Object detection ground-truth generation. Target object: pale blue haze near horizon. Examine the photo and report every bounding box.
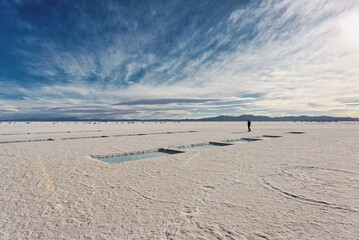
[0,0,358,120]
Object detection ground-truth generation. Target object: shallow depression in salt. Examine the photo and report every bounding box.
[97,151,171,164]
[259,135,282,139]
[178,144,221,151]
[225,139,249,144]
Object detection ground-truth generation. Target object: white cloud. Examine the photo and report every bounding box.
[4,0,359,119]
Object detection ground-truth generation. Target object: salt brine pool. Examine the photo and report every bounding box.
[96,149,181,164]
[224,139,249,144]
[178,142,232,151]
[179,144,220,151]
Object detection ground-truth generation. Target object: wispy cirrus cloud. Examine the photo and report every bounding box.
[115,98,221,105]
[0,0,358,119]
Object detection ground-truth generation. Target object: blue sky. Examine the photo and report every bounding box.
[0,0,358,120]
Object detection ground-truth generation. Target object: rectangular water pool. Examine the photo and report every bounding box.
[260,135,282,139]
[224,139,249,144]
[179,144,220,151]
[240,138,262,142]
[96,149,179,164]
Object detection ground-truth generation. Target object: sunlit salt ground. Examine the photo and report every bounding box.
[0,121,358,239]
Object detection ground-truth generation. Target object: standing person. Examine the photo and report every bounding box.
[247,120,251,132]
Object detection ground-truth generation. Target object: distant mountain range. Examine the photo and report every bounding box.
[3,114,359,122]
[191,115,359,121]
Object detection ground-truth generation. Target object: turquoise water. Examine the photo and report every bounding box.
[179,144,220,151]
[98,151,170,164]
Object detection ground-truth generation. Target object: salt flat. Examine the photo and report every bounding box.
[0,121,358,239]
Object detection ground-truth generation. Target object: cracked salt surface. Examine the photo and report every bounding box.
[1,121,358,239]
